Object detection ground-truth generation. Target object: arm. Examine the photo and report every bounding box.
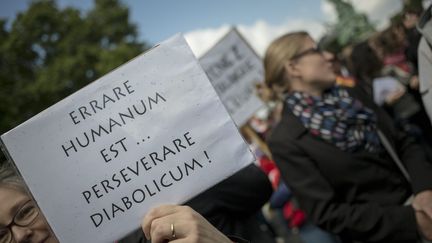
[394,125,432,194]
[269,139,418,242]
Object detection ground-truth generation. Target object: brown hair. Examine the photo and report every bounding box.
[376,21,406,56]
[263,31,309,99]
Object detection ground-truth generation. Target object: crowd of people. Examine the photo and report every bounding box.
[2,4,432,243]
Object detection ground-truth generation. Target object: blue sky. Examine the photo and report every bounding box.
[0,0,326,44]
[1,0,406,56]
[123,0,326,43]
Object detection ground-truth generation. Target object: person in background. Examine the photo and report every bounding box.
[367,21,432,155]
[350,41,432,159]
[264,31,432,242]
[403,6,423,74]
[350,41,408,110]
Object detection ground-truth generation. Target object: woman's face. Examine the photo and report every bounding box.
[289,37,336,90]
[0,186,58,243]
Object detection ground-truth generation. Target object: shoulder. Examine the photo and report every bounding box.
[267,108,305,146]
[267,107,309,160]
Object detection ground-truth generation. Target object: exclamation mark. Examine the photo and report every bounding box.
[204,151,211,163]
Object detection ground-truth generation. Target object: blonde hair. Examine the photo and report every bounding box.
[263,31,309,99]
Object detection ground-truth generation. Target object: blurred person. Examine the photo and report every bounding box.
[350,41,414,114]
[350,41,432,160]
[403,6,423,73]
[349,41,390,97]
[378,22,413,80]
[374,21,420,91]
[264,31,432,242]
[371,23,432,151]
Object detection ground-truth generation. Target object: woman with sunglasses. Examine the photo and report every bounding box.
[0,162,242,243]
[264,31,432,242]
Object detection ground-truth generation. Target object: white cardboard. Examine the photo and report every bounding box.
[1,34,254,243]
[199,28,265,126]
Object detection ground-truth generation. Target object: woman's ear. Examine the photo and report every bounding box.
[284,61,301,79]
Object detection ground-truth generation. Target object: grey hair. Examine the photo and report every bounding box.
[0,161,26,192]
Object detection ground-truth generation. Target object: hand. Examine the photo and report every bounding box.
[409,76,419,90]
[413,190,432,220]
[416,211,432,241]
[142,205,232,243]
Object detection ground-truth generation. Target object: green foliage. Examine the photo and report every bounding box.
[320,0,375,53]
[0,0,148,136]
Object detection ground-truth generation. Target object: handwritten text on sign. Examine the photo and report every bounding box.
[199,28,264,125]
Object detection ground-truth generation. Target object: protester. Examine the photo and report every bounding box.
[350,41,411,110]
[350,41,425,154]
[264,31,432,242]
[352,33,432,155]
[403,6,423,73]
[0,162,250,243]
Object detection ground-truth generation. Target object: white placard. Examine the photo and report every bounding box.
[372,76,405,105]
[199,28,265,126]
[1,34,253,243]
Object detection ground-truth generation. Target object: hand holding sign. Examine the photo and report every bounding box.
[142,205,232,242]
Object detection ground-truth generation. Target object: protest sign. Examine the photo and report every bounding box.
[199,28,265,126]
[0,34,254,242]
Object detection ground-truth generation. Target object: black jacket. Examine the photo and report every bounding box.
[268,86,432,242]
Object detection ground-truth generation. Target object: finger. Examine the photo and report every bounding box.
[142,205,180,240]
[149,216,187,243]
[423,205,432,221]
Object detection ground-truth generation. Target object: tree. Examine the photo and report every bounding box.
[320,0,375,53]
[0,0,149,138]
[391,0,424,25]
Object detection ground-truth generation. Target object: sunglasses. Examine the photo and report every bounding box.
[290,47,323,60]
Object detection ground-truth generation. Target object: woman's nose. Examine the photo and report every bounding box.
[11,225,33,243]
[322,51,335,62]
